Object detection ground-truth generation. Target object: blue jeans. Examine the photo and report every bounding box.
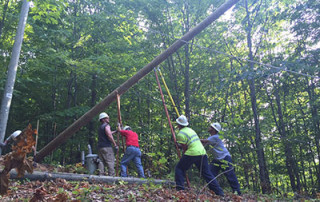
[210,155,241,194]
[120,146,145,178]
[175,155,224,196]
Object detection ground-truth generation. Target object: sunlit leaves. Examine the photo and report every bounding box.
[31,0,67,25]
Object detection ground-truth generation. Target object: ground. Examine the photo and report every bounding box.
[0,161,317,201]
[1,179,254,201]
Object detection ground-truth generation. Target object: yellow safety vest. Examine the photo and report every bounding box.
[177,127,206,156]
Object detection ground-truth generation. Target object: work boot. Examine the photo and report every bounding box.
[233,190,242,196]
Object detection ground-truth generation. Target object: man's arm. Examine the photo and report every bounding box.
[0,141,6,148]
[176,133,188,153]
[104,125,117,147]
[115,124,126,137]
[201,139,210,146]
[201,139,209,144]
[177,143,188,153]
[0,135,13,148]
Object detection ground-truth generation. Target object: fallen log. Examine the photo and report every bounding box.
[9,170,174,185]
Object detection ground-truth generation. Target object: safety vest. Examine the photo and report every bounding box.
[177,127,206,156]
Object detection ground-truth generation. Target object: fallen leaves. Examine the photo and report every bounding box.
[0,124,37,195]
[0,178,315,201]
[28,184,69,202]
[30,186,48,202]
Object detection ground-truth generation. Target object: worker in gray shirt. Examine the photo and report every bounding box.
[201,123,241,196]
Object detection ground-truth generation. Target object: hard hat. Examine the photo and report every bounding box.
[123,126,131,130]
[11,130,22,139]
[176,115,189,126]
[99,112,109,120]
[210,123,221,132]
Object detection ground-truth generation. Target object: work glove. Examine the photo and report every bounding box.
[0,142,6,148]
[115,146,119,153]
[117,123,122,132]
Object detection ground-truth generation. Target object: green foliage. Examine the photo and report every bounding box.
[145,151,169,177]
[118,180,129,186]
[0,0,319,198]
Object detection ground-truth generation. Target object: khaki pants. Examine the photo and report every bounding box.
[98,147,115,176]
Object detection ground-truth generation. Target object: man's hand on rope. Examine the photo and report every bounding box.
[115,145,119,153]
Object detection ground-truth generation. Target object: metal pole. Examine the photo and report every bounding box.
[0,0,30,155]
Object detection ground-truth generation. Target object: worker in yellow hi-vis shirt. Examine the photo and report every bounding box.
[174,115,224,196]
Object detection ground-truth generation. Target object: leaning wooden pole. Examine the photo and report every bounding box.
[116,93,125,176]
[154,69,190,188]
[34,0,239,163]
[116,93,125,152]
[154,69,181,158]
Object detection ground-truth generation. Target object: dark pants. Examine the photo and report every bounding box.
[175,155,224,196]
[210,155,241,194]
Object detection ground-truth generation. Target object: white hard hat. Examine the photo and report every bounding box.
[99,112,109,120]
[11,130,22,139]
[210,123,221,132]
[176,115,189,126]
[123,126,131,130]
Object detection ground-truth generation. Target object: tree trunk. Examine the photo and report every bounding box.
[244,0,271,193]
[274,87,297,191]
[248,69,271,193]
[266,80,298,192]
[305,79,320,189]
[168,55,181,116]
[238,146,249,189]
[60,71,74,165]
[299,144,308,193]
[88,74,97,148]
[297,97,319,180]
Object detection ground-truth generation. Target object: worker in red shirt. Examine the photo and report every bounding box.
[117,125,145,178]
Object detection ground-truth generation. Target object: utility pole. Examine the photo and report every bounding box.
[34,0,240,162]
[0,0,30,155]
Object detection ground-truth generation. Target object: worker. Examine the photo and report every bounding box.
[201,122,241,196]
[0,130,22,148]
[97,112,118,176]
[175,115,224,196]
[117,125,145,178]
[0,130,37,158]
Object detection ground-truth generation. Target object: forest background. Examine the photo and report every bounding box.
[0,0,319,197]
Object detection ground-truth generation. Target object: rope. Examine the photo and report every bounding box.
[197,166,234,198]
[157,67,181,117]
[153,69,181,158]
[154,68,192,188]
